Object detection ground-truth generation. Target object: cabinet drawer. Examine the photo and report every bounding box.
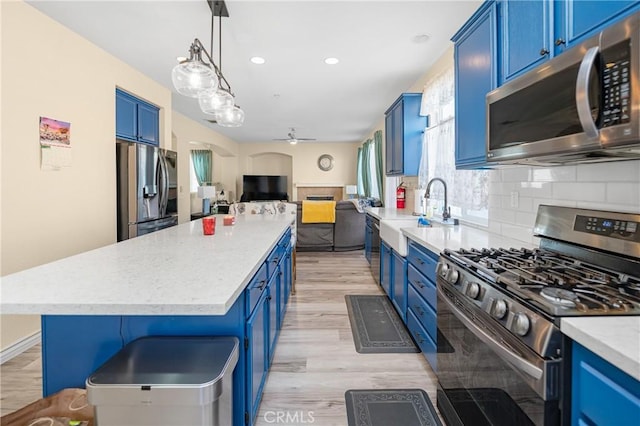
[407,264,436,310]
[266,245,284,278]
[407,241,438,280]
[406,309,437,370]
[407,284,436,341]
[246,262,268,317]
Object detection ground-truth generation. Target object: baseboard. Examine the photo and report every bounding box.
[0,331,41,365]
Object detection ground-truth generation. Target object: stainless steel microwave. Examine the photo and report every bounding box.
[486,12,640,165]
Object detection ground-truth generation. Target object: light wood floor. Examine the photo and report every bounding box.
[1,251,439,425]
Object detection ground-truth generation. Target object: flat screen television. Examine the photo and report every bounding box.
[241,175,288,202]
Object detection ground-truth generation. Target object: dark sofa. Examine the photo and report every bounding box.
[295,199,381,251]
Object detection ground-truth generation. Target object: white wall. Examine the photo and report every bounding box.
[0,1,173,351]
[238,142,360,201]
[171,111,239,217]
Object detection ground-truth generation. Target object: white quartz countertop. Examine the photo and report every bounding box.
[1,215,292,316]
[561,317,640,380]
[365,207,418,221]
[402,223,533,255]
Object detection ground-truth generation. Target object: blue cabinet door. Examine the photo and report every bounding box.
[246,293,268,422]
[137,101,160,145]
[267,270,278,365]
[556,1,640,55]
[498,0,551,83]
[384,94,426,176]
[452,2,497,169]
[116,90,137,141]
[391,250,407,322]
[116,88,159,146]
[572,342,640,426]
[381,241,392,296]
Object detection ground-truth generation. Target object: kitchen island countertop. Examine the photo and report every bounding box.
[1,214,292,316]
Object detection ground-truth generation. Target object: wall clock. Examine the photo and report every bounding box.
[318,154,334,171]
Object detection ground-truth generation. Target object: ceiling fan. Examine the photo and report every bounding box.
[273,128,316,145]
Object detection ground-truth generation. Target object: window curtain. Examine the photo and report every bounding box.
[356,147,364,196]
[361,139,372,197]
[191,150,212,186]
[373,130,383,199]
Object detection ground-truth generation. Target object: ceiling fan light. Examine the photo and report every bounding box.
[172,59,218,98]
[289,139,298,145]
[217,105,245,127]
[198,88,234,114]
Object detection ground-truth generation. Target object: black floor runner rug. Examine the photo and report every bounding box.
[345,295,418,353]
[345,389,442,426]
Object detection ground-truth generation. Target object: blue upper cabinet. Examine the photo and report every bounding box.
[384,93,426,176]
[116,88,160,146]
[452,1,497,169]
[498,0,551,84]
[555,1,640,55]
[498,0,640,84]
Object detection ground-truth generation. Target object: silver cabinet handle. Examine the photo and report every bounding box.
[437,286,543,380]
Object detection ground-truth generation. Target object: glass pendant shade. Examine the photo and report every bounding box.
[198,88,234,115]
[172,60,218,98]
[217,105,245,127]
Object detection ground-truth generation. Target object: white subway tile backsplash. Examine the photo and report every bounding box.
[517,181,553,198]
[531,166,576,182]
[501,167,531,182]
[576,201,640,213]
[500,223,535,245]
[489,207,516,224]
[606,183,640,206]
[552,182,606,202]
[488,161,639,242]
[576,160,640,182]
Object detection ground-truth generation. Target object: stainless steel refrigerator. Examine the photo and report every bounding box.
[116,142,178,241]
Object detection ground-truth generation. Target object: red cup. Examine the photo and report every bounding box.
[202,216,216,235]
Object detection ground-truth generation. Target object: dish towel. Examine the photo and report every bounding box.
[302,200,336,223]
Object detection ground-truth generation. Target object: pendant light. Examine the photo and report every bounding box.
[172,1,244,126]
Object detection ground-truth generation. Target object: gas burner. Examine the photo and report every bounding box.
[540,288,579,307]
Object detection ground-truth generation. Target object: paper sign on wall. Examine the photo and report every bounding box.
[39,116,72,171]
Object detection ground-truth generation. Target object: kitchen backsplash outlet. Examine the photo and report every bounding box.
[488,160,640,244]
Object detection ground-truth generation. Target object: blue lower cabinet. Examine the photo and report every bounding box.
[572,342,640,426]
[381,242,392,296]
[267,271,278,366]
[391,250,408,322]
[407,284,436,343]
[406,309,437,369]
[246,292,268,423]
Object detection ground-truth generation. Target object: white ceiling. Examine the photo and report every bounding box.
[27,0,481,143]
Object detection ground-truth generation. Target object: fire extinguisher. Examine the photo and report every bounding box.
[396,182,406,209]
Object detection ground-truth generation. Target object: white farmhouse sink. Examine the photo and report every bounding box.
[380,219,424,256]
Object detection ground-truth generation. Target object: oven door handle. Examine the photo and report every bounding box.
[438,287,543,380]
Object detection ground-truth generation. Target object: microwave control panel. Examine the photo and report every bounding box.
[574,215,639,242]
[601,41,631,128]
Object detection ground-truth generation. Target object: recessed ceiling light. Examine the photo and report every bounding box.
[250,56,266,64]
[412,34,430,44]
[176,56,187,62]
[324,57,339,65]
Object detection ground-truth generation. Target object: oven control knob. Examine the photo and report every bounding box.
[466,282,480,299]
[492,299,508,319]
[512,313,531,336]
[447,269,460,284]
[437,262,449,278]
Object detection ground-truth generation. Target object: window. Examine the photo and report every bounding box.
[419,67,489,226]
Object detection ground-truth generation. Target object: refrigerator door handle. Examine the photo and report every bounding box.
[158,152,169,217]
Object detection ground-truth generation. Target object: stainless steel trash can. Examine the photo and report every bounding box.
[86,336,239,426]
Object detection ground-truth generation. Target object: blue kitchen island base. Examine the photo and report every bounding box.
[42,290,266,426]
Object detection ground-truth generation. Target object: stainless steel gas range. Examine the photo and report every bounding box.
[435,205,640,426]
